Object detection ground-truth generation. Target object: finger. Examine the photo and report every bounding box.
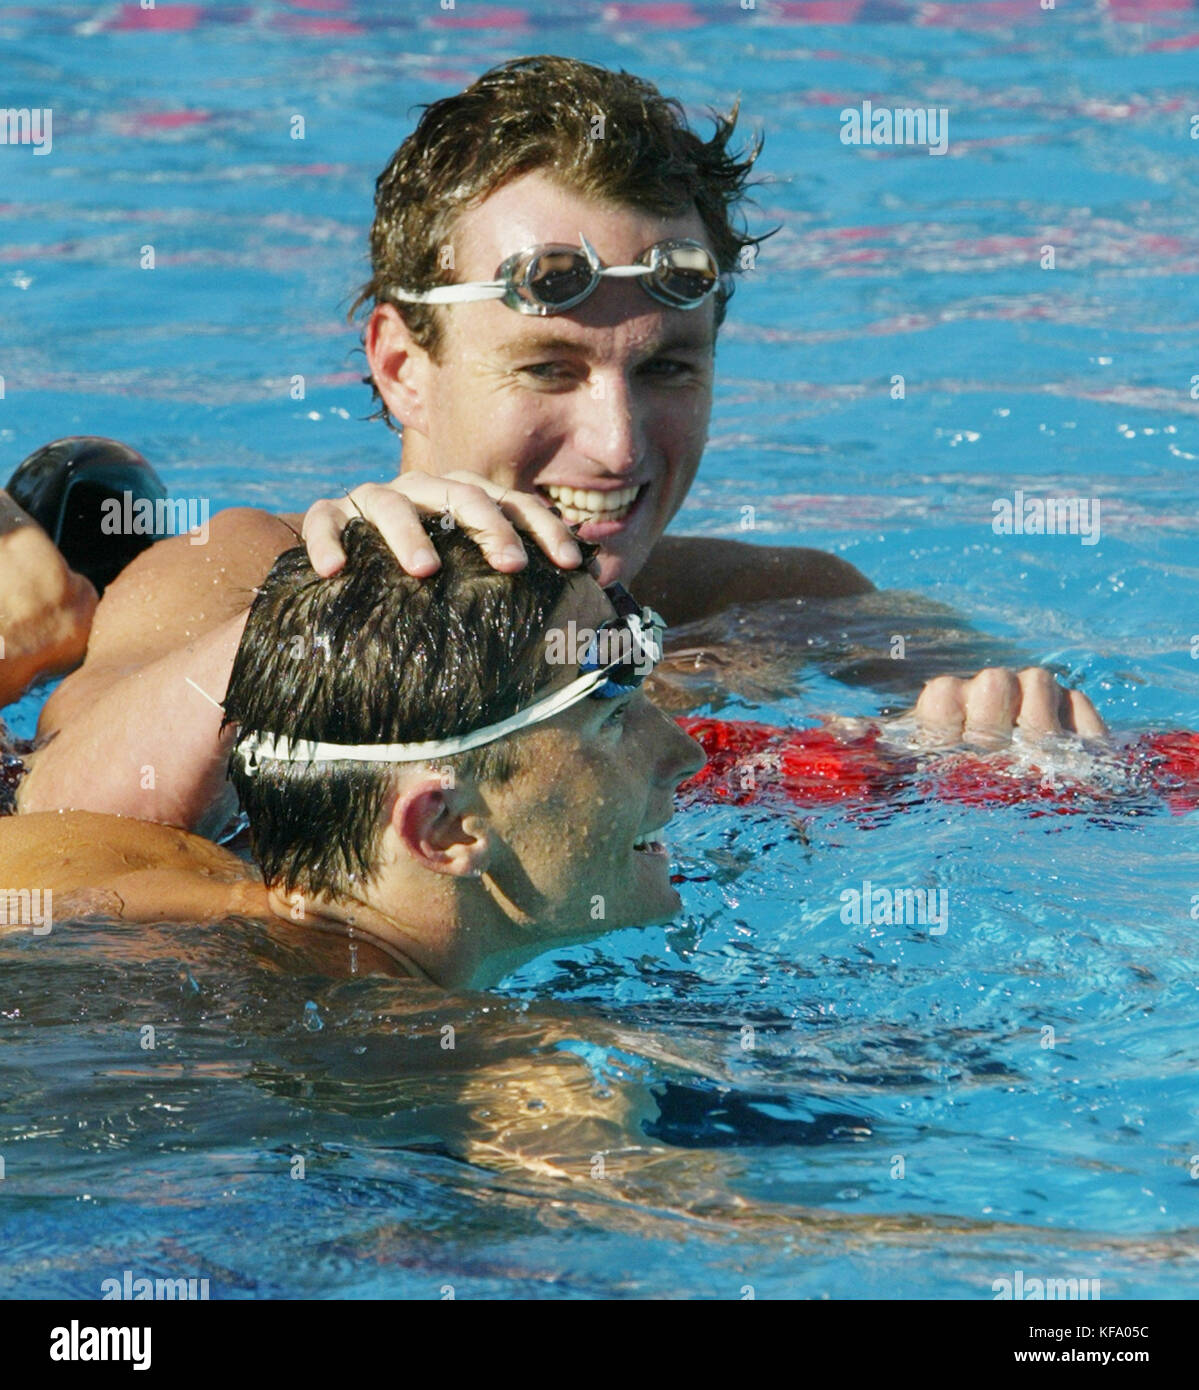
[962,667,1022,744]
[440,481,533,570]
[1015,667,1066,736]
[301,498,355,577]
[911,675,967,745]
[304,487,441,578]
[1064,688,1108,739]
[345,485,444,576]
[442,472,582,568]
[372,474,529,571]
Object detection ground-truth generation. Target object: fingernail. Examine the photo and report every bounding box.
[498,546,527,566]
[558,540,582,564]
[411,548,438,571]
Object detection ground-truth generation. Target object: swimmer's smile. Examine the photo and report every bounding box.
[538,481,649,534]
[633,818,670,859]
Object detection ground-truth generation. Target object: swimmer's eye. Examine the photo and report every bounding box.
[600,697,633,731]
[519,362,578,384]
[641,357,697,380]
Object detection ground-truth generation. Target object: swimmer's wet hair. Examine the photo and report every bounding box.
[351,54,772,429]
[223,517,595,903]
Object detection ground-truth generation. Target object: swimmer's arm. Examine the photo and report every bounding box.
[638,536,1085,712]
[0,490,98,707]
[636,535,874,626]
[458,1049,662,1184]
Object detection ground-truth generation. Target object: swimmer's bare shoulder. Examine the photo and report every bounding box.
[637,534,873,627]
[0,810,266,924]
[0,811,405,977]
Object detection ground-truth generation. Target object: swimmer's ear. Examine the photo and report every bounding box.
[365,304,434,436]
[389,773,490,880]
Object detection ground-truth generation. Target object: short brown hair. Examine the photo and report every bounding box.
[350,54,768,428]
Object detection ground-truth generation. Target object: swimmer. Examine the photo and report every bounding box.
[0,518,703,989]
[14,56,1103,832]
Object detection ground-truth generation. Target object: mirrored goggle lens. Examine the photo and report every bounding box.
[517,247,596,309]
[645,243,719,306]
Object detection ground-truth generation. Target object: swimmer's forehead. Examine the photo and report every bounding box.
[563,569,618,627]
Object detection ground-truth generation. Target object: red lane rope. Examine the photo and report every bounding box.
[675,717,1199,816]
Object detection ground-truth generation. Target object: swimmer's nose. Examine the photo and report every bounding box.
[658,713,706,788]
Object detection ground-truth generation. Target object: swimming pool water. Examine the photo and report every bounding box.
[2,0,1199,1299]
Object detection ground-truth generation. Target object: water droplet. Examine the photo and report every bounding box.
[303,1000,324,1032]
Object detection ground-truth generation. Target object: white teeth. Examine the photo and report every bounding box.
[543,483,640,520]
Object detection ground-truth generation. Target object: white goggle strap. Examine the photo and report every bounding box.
[387,281,507,305]
[234,663,620,771]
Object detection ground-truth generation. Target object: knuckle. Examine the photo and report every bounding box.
[971,666,1018,697]
[377,489,418,514]
[452,483,490,508]
[1019,666,1059,692]
[920,675,960,701]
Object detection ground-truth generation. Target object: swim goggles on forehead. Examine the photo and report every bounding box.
[233,583,665,770]
[388,235,721,316]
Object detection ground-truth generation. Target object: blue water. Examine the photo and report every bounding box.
[3,0,1199,1299]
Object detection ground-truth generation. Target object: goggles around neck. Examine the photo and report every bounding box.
[233,583,664,771]
[388,235,721,316]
